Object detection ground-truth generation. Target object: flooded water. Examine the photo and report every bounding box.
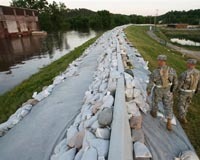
[170,38,200,46]
[0,30,97,94]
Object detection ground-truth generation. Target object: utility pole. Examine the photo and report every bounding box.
[154,9,158,31]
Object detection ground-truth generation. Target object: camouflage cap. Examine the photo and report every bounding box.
[187,59,197,65]
[157,55,167,61]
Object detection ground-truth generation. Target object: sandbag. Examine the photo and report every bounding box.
[98,108,113,127]
[54,138,68,154]
[131,129,145,143]
[89,138,109,158]
[74,149,84,160]
[101,95,114,109]
[82,147,98,160]
[66,125,78,142]
[95,128,111,140]
[107,78,117,93]
[125,69,134,77]
[23,99,38,106]
[129,115,143,129]
[126,100,141,117]
[125,88,134,101]
[176,150,199,160]
[58,148,76,160]
[82,130,96,150]
[91,120,101,130]
[84,114,98,128]
[92,102,103,114]
[67,130,85,149]
[134,142,152,158]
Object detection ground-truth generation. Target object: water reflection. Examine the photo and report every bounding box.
[0,30,97,94]
[170,38,200,46]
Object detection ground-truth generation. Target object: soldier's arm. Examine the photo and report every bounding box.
[172,69,178,92]
[178,72,185,90]
[147,72,155,95]
[196,73,200,93]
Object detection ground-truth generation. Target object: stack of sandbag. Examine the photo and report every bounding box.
[0,32,102,137]
[120,40,152,159]
[50,30,122,160]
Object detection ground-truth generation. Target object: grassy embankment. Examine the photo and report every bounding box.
[0,35,100,123]
[125,25,200,156]
[155,27,200,51]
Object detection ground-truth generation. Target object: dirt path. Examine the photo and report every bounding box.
[147,30,200,61]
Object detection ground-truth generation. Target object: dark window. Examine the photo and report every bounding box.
[26,10,33,16]
[2,7,14,15]
[15,8,24,15]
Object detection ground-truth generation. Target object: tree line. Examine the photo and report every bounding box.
[10,0,200,32]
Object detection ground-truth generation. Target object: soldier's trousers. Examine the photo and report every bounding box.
[152,87,173,119]
[178,91,193,119]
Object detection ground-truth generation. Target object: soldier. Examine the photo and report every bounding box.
[177,59,200,124]
[147,55,178,131]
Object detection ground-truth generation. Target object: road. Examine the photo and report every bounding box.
[147,30,200,61]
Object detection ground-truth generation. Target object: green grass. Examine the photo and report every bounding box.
[125,25,200,156]
[155,27,200,51]
[0,35,100,123]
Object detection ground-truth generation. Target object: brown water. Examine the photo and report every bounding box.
[0,30,97,94]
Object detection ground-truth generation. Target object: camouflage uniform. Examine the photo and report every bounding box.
[178,59,200,119]
[147,55,178,119]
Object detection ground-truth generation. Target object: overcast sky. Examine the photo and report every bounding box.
[0,0,200,16]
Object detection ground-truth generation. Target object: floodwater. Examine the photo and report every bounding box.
[170,38,200,46]
[0,30,97,94]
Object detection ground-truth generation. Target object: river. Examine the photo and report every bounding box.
[0,30,97,94]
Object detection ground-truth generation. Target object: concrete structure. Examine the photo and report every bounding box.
[0,5,39,38]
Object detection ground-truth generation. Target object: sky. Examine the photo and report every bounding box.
[0,0,200,16]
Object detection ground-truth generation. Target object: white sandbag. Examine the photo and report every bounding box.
[81,109,93,120]
[82,130,96,150]
[58,148,76,160]
[89,138,109,158]
[67,130,85,149]
[101,94,114,109]
[19,109,29,118]
[133,88,141,98]
[23,99,38,106]
[66,125,78,142]
[176,150,199,160]
[84,114,98,128]
[125,88,134,101]
[78,121,84,132]
[32,90,50,101]
[54,138,68,154]
[22,104,33,111]
[74,149,84,160]
[74,113,82,127]
[45,84,55,93]
[126,100,141,117]
[131,129,145,143]
[91,120,101,130]
[95,128,111,140]
[107,78,117,93]
[99,82,108,92]
[92,102,103,114]
[82,147,98,160]
[53,75,65,85]
[129,115,143,129]
[98,108,113,127]
[134,142,152,158]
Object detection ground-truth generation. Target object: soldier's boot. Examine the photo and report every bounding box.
[150,110,157,118]
[180,117,188,124]
[167,119,172,131]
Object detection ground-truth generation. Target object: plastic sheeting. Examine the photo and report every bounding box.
[123,28,198,160]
